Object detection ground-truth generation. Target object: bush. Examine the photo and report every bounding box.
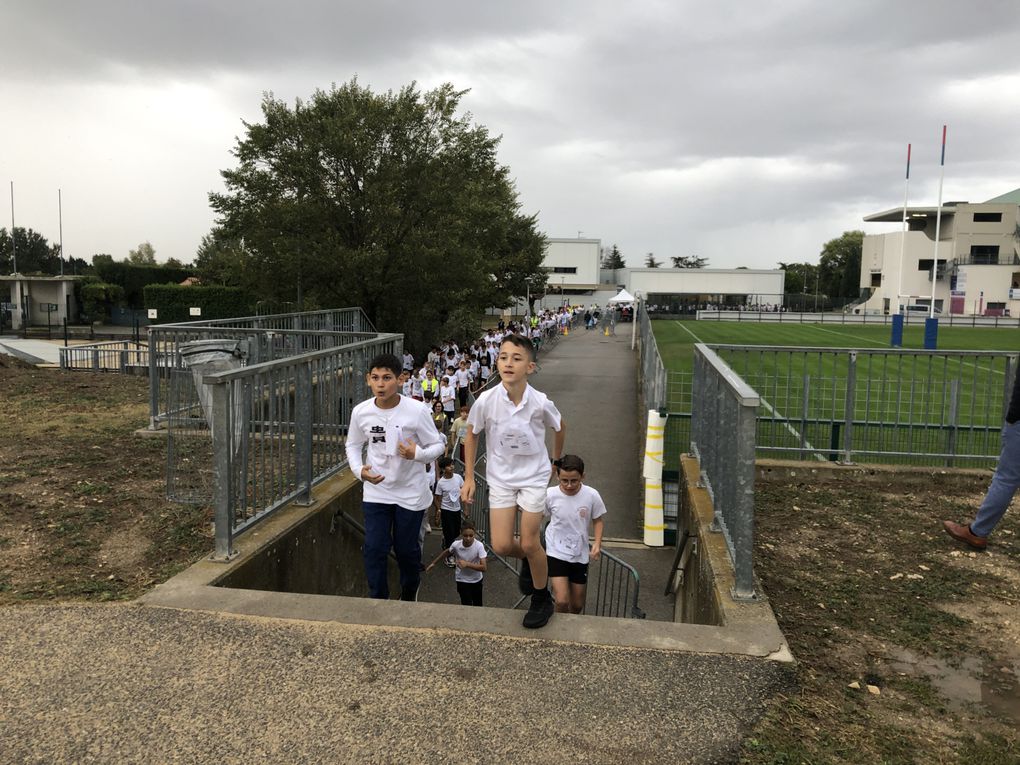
[76,278,125,323]
[94,261,193,308]
[143,284,254,324]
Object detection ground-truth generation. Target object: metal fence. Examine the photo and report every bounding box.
[59,340,148,372]
[193,334,402,557]
[697,309,1020,328]
[690,344,760,600]
[148,308,377,429]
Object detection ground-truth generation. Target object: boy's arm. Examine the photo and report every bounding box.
[591,516,604,560]
[460,429,478,503]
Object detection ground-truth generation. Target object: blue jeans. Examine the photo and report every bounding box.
[973,420,1020,538]
[362,502,425,600]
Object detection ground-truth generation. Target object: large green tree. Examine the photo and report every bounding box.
[0,227,61,274]
[209,79,546,350]
[670,255,708,268]
[818,230,864,299]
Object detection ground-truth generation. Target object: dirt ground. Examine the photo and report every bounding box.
[2,358,1018,763]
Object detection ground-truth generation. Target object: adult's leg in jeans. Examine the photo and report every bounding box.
[362,502,394,599]
[393,506,425,600]
[973,421,1020,538]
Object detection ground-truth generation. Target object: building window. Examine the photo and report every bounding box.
[987,302,1006,310]
[870,273,881,287]
[973,212,1002,223]
[545,266,577,274]
[970,245,1000,265]
[917,259,933,271]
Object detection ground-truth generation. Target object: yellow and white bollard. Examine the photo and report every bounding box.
[643,410,666,546]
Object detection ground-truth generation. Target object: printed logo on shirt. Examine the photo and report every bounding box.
[370,425,386,444]
[578,506,589,520]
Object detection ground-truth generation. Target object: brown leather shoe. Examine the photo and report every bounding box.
[942,520,988,550]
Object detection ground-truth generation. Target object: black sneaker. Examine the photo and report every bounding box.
[518,556,535,596]
[522,589,554,629]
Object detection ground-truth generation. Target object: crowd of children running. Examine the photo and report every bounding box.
[345,305,605,629]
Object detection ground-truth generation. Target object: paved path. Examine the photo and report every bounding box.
[0,325,794,763]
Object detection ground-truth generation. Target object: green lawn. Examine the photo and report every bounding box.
[651,318,1020,467]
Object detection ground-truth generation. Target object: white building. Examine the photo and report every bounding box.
[857,188,1020,315]
[1,275,82,331]
[529,238,786,312]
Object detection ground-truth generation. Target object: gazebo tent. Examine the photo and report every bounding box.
[608,289,635,304]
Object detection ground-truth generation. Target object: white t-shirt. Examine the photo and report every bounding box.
[435,473,464,512]
[544,484,607,564]
[345,395,447,510]
[440,383,456,411]
[449,538,486,583]
[454,368,470,389]
[467,383,562,491]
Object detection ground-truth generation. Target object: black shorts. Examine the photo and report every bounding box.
[547,554,588,585]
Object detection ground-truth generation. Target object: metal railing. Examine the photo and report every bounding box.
[148,308,376,429]
[690,344,759,601]
[697,310,1020,328]
[195,334,401,558]
[59,340,148,372]
[711,345,1017,467]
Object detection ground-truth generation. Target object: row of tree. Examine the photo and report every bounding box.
[600,244,708,269]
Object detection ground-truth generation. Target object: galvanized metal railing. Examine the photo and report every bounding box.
[59,340,148,372]
[711,345,1017,467]
[195,334,401,558]
[148,307,376,429]
[690,344,759,601]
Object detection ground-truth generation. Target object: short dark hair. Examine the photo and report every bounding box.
[499,334,535,361]
[438,456,453,470]
[557,454,585,474]
[461,519,476,532]
[368,353,402,377]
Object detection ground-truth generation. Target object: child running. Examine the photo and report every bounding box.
[345,353,447,601]
[544,454,606,614]
[461,334,565,628]
[426,519,486,606]
[433,457,465,566]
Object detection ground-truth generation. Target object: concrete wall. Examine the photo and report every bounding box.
[673,455,780,633]
[214,473,399,598]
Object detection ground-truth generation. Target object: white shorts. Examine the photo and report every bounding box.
[488,485,547,514]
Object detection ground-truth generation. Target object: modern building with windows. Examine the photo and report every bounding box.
[856,188,1020,315]
[528,237,785,312]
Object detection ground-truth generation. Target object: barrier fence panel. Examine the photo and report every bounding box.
[190,334,401,558]
[59,340,149,372]
[690,344,759,600]
[148,308,376,429]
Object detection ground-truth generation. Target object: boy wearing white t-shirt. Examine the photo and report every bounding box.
[426,520,487,606]
[544,454,606,614]
[345,353,447,601]
[461,334,565,629]
[433,457,465,565]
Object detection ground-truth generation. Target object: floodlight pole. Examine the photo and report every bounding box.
[58,188,64,276]
[9,181,16,274]
[895,144,911,313]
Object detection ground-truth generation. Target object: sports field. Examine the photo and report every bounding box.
[651,318,1020,466]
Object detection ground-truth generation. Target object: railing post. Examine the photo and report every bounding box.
[295,364,315,506]
[148,330,160,429]
[945,379,959,467]
[732,396,758,601]
[211,380,235,560]
[842,351,857,463]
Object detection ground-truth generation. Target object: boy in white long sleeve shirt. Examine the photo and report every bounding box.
[345,353,447,600]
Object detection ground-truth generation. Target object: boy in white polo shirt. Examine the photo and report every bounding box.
[544,454,607,614]
[345,353,447,601]
[461,334,565,628]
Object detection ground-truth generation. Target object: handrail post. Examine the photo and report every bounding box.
[211,380,235,560]
[841,351,857,463]
[295,364,315,506]
[148,329,159,429]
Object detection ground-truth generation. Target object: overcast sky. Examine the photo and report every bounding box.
[3,0,1020,270]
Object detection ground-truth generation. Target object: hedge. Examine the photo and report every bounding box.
[94,261,193,308]
[143,284,255,324]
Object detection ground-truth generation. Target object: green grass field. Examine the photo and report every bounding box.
[651,319,1020,466]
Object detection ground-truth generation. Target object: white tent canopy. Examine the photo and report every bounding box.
[608,289,635,304]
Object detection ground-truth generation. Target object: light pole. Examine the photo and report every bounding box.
[814,268,820,313]
[560,276,565,306]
